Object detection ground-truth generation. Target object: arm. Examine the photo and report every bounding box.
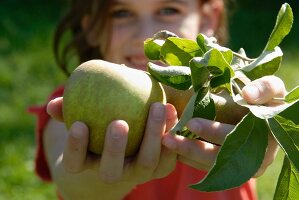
[44,102,177,200]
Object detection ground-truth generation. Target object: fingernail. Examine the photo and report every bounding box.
[71,122,84,138]
[109,120,128,139]
[110,124,121,139]
[243,85,260,102]
[52,96,63,102]
[151,103,165,120]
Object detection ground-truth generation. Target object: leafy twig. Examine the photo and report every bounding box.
[232,52,255,62]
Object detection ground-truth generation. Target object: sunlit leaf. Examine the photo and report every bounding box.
[285,86,299,103]
[190,49,234,90]
[196,33,208,53]
[241,47,283,80]
[193,90,215,120]
[278,101,299,124]
[210,67,232,92]
[170,92,198,134]
[205,49,234,77]
[161,37,203,66]
[190,113,268,191]
[197,33,233,64]
[264,3,293,51]
[189,57,210,92]
[144,38,163,60]
[147,62,192,90]
[170,87,215,134]
[268,115,299,172]
[273,156,299,200]
[231,48,249,70]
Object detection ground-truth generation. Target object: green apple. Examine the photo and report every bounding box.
[63,60,166,156]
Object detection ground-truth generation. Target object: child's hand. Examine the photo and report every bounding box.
[46,100,178,199]
[162,75,286,177]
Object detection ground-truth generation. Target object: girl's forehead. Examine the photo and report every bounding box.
[107,0,202,10]
[111,0,193,4]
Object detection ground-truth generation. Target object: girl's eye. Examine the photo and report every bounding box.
[111,9,132,19]
[158,7,180,16]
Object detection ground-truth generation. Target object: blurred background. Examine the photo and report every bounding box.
[0,0,298,199]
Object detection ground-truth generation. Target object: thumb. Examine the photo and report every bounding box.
[47,97,64,122]
[242,76,286,105]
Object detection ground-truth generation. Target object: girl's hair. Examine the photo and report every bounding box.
[54,0,228,76]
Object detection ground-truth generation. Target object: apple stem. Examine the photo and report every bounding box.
[233,52,255,62]
[272,97,286,102]
[231,79,243,97]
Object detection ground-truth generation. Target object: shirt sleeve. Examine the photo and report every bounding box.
[28,86,64,182]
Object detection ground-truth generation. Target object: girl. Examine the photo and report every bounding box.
[30,0,286,199]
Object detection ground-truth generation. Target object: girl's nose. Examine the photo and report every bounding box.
[132,16,158,45]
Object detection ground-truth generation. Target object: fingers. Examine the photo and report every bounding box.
[165,103,178,132]
[254,134,279,177]
[136,103,166,171]
[162,118,234,171]
[63,121,89,173]
[62,102,169,184]
[162,133,219,171]
[153,147,177,179]
[186,118,234,145]
[99,120,129,183]
[122,103,177,182]
[242,75,286,105]
[63,120,130,183]
[47,97,64,122]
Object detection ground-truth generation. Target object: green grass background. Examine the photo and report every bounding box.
[0,0,298,199]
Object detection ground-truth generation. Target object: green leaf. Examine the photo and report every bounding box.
[190,49,234,92]
[231,48,249,70]
[232,91,298,119]
[170,87,215,134]
[241,47,283,80]
[264,3,293,51]
[285,86,299,103]
[170,92,198,134]
[189,57,210,92]
[147,62,192,90]
[197,33,233,64]
[206,49,234,77]
[144,38,163,60]
[144,30,180,61]
[161,37,203,66]
[193,90,215,120]
[196,33,208,53]
[174,92,216,141]
[278,101,299,124]
[191,113,268,191]
[268,115,299,172]
[210,67,232,92]
[273,156,299,200]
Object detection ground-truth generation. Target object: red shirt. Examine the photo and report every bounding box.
[29,86,257,200]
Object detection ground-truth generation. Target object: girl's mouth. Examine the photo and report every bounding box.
[126,55,149,71]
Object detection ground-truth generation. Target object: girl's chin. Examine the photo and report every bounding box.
[125,60,148,71]
[132,65,147,71]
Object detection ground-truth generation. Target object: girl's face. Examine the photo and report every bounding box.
[88,0,220,71]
